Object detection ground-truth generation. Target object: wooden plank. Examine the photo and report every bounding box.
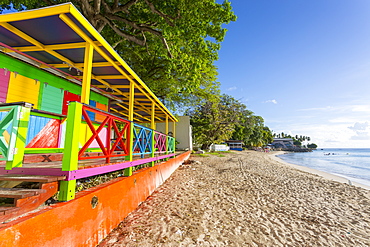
[0,188,46,194]
[0,206,19,215]
[0,190,35,199]
[0,68,10,103]
[40,83,64,114]
[62,91,81,115]
[0,175,66,182]
[6,73,40,107]
[26,118,60,148]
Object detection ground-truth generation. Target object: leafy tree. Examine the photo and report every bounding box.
[307,143,317,149]
[186,94,245,149]
[187,94,273,149]
[233,115,272,147]
[0,0,236,109]
[293,140,302,146]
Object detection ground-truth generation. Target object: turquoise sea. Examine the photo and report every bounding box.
[278,148,370,187]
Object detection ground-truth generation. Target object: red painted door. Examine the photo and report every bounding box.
[62,91,81,115]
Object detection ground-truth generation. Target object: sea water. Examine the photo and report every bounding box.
[278,148,370,187]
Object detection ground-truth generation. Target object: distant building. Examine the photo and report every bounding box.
[156,116,192,151]
[271,138,294,149]
[225,140,243,151]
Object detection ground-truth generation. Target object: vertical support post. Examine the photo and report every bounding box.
[81,43,94,104]
[5,104,31,170]
[173,120,176,152]
[165,115,169,160]
[124,81,134,176]
[106,118,111,163]
[150,102,155,167]
[59,102,82,201]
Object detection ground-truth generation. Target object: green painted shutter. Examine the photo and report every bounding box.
[40,83,63,114]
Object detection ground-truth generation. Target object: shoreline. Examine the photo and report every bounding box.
[271,151,370,191]
[99,150,370,246]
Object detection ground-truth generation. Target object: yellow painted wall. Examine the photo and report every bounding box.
[6,72,40,107]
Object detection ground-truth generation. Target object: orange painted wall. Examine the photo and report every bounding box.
[0,151,190,247]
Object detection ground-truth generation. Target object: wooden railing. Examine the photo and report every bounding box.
[0,102,176,201]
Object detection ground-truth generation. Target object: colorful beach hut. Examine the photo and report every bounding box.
[0,2,178,213]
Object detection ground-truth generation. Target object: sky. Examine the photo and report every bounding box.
[215,0,370,148]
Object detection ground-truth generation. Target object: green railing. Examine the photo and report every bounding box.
[0,102,32,170]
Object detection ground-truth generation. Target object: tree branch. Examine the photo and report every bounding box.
[161,37,173,58]
[143,0,179,26]
[113,0,140,14]
[112,40,123,49]
[95,14,146,46]
[94,0,101,14]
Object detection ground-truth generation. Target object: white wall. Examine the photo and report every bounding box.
[156,116,192,151]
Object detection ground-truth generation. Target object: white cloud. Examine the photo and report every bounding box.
[264,99,277,104]
[227,86,237,91]
[348,122,369,131]
[297,106,334,111]
[351,105,370,113]
[266,102,370,148]
[348,122,370,140]
[350,133,370,140]
[329,118,351,123]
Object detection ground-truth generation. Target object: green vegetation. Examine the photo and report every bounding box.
[0,0,236,109]
[192,153,209,157]
[274,132,318,149]
[307,143,318,149]
[0,1,274,149]
[186,94,273,149]
[192,151,229,157]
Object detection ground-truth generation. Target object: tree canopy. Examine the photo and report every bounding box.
[186,94,273,149]
[0,0,236,110]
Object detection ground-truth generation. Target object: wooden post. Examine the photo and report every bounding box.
[59,101,82,201]
[150,102,155,166]
[81,43,94,104]
[165,115,169,160]
[3,104,31,170]
[124,81,134,176]
[173,120,176,152]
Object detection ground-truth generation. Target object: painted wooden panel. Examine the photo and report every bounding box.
[84,122,108,149]
[26,119,60,148]
[58,120,88,149]
[0,111,11,144]
[79,123,88,148]
[58,120,67,148]
[87,100,96,122]
[26,115,50,145]
[40,83,63,114]
[0,53,109,105]
[95,102,108,123]
[0,69,10,103]
[62,91,81,115]
[6,72,40,107]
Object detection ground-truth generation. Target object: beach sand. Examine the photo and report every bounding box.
[97,151,370,247]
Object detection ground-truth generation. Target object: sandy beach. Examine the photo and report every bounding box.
[97,151,370,246]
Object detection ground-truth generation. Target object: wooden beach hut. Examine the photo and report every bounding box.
[225,140,243,151]
[0,3,182,224]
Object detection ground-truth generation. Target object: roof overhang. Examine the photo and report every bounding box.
[0,3,177,123]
